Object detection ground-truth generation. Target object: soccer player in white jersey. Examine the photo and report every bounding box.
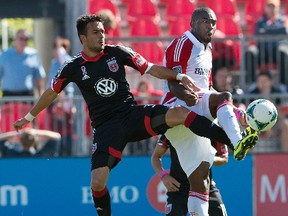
[161,7,258,216]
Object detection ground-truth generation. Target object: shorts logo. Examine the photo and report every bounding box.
[92,143,97,154]
[172,65,182,74]
[94,78,118,97]
[107,57,119,72]
[165,203,172,214]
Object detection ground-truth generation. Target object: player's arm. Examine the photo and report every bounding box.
[13,88,58,131]
[27,128,61,140]
[168,80,199,106]
[0,131,20,141]
[213,142,229,166]
[151,141,180,192]
[119,45,199,92]
[213,154,228,166]
[147,64,200,93]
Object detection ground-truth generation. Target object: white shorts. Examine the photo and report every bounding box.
[164,90,217,177]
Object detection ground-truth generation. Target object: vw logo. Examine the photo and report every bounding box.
[94,78,118,97]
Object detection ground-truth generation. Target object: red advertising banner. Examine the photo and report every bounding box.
[254,154,288,216]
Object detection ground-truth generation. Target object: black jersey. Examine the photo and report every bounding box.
[51,45,150,128]
[158,135,190,192]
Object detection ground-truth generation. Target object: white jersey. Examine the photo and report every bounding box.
[163,31,213,93]
[161,31,216,177]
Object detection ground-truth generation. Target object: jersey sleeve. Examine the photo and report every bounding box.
[116,45,150,75]
[50,62,71,93]
[165,38,192,74]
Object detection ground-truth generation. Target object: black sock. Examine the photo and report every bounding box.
[184,111,231,144]
[92,187,111,216]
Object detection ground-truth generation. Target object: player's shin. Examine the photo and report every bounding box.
[184,111,231,144]
[92,187,111,216]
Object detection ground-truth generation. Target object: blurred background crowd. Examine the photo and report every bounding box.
[1,0,288,158]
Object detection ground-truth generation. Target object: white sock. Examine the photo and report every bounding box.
[188,191,209,216]
[216,101,242,146]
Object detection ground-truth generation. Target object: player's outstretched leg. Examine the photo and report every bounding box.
[234,127,259,160]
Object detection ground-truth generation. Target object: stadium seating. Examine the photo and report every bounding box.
[244,0,266,35]
[126,0,159,23]
[169,17,191,37]
[165,0,197,24]
[88,0,118,15]
[129,19,161,37]
[207,0,239,17]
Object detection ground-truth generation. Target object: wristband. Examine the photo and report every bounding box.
[176,73,185,81]
[159,170,169,180]
[24,112,35,122]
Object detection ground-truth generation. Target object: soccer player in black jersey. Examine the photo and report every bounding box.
[152,135,228,216]
[14,14,233,216]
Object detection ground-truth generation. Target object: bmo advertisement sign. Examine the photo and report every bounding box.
[254,154,288,216]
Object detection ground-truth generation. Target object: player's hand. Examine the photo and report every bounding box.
[162,175,180,192]
[181,75,200,92]
[183,91,198,106]
[13,118,30,132]
[239,112,249,127]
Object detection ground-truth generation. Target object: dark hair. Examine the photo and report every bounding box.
[192,7,214,21]
[20,131,35,149]
[76,14,103,42]
[257,70,272,80]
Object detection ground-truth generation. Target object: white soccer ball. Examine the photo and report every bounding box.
[245,99,278,132]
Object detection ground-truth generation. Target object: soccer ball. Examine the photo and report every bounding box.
[245,99,278,132]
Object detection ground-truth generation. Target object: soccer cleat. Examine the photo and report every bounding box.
[234,127,259,161]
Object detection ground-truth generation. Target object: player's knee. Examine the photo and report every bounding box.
[166,106,189,124]
[91,178,106,192]
[219,91,232,102]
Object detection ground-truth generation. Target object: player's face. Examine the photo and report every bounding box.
[192,11,216,44]
[84,21,105,54]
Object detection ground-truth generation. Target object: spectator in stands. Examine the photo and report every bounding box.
[245,0,288,82]
[96,9,117,38]
[47,37,74,97]
[249,70,282,105]
[0,128,61,158]
[212,66,245,107]
[0,29,46,97]
[248,70,288,153]
[213,30,237,70]
[47,91,76,157]
[131,80,163,105]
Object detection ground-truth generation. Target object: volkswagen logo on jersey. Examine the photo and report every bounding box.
[94,78,118,97]
[106,57,119,72]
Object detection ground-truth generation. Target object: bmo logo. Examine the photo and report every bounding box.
[146,174,167,213]
[0,185,28,206]
[81,185,139,204]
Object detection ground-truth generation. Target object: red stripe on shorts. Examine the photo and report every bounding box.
[144,116,158,137]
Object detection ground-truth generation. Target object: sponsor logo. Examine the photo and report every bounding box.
[146,173,167,213]
[0,185,28,206]
[94,78,118,97]
[195,68,209,76]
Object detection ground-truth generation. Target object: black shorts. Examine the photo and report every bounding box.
[166,191,188,216]
[209,190,227,216]
[91,104,169,170]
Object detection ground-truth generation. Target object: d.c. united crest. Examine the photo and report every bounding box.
[107,57,119,72]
